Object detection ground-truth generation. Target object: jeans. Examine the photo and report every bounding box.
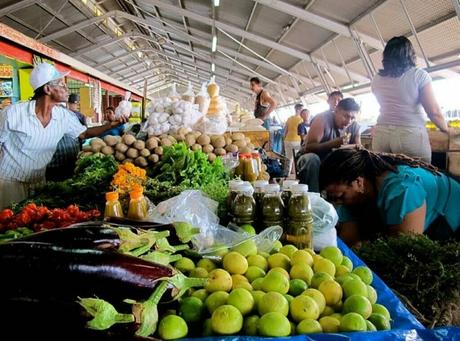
[297,153,321,192]
[372,125,431,163]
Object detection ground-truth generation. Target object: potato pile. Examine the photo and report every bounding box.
[79,131,256,167]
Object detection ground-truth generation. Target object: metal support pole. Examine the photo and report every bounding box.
[332,39,354,87]
[368,12,386,49]
[313,63,331,94]
[452,0,460,20]
[399,0,430,67]
[349,29,376,79]
[301,63,317,89]
[320,47,338,88]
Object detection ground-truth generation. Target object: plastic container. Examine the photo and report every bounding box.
[127,190,148,221]
[262,183,284,229]
[104,191,123,218]
[244,154,258,182]
[231,182,255,226]
[235,154,249,178]
[285,184,313,249]
[281,179,299,209]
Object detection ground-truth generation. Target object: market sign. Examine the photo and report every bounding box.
[33,54,55,66]
[0,64,13,78]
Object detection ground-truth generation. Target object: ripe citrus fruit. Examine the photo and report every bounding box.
[232,239,257,257]
[319,316,341,333]
[352,266,373,285]
[211,305,243,335]
[318,280,343,306]
[368,313,391,330]
[313,258,336,277]
[272,240,283,253]
[191,288,208,302]
[367,285,378,304]
[245,266,266,282]
[290,295,320,322]
[372,304,391,320]
[269,267,290,279]
[243,315,259,335]
[247,254,268,271]
[252,278,264,290]
[290,264,314,284]
[289,278,308,296]
[335,265,351,276]
[366,320,377,331]
[342,278,368,298]
[227,288,254,315]
[261,270,289,294]
[158,315,188,340]
[206,269,232,292]
[310,272,334,289]
[320,306,335,317]
[251,290,265,309]
[223,252,248,275]
[258,312,291,337]
[339,312,367,332]
[205,291,229,314]
[296,319,322,334]
[320,246,343,267]
[202,318,213,336]
[302,288,326,314]
[189,267,208,278]
[267,253,291,270]
[240,224,256,236]
[291,249,314,266]
[174,257,195,273]
[179,296,204,322]
[279,244,298,258]
[197,258,217,272]
[343,295,372,319]
[341,256,353,271]
[258,291,289,316]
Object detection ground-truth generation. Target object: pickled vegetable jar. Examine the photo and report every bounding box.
[281,179,299,209]
[128,190,148,220]
[227,179,245,209]
[104,191,123,218]
[253,180,269,231]
[262,183,284,229]
[286,184,313,249]
[244,154,258,182]
[231,183,255,226]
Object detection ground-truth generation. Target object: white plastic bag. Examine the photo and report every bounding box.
[181,81,195,103]
[193,115,228,135]
[114,91,132,119]
[308,192,338,250]
[195,82,210,114]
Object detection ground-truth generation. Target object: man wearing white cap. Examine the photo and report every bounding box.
[0,63,127,209]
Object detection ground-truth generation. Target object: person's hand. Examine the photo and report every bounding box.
[110,116,128,127]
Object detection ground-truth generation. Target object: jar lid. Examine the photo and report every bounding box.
[282,179,299,190]
[264,183,281,194]
[106,191,119,201]
[229,179,244,190]
[253,180,269,189]
[234,182,254,195]
[291,184,309,194]
[251,152,260,158]
[239,153,251,158]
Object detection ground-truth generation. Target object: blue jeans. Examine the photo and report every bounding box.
[297,153,321,192]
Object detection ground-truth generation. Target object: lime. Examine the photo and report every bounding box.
[296,319,322,334]
[211,305,243,335]
[284,294,294,304]
[258,291,289,316]
[227,288,254,315]
[304,248,316,257]
[366,320,377,331]
[197,258,217,272]
[290,264,314,284]
[320,306,335,317]
[343,295,372,319]
[245,266,266,282]
[289,279,308,296]
[342,278,368,298]
[352,266,373,285]
[258,251,271,258]
[313,258,336,277]
[258,312,291,337]
[252,277,264,290]
[202,318,213,336]
[180,297,204,323]
[330,313,343,321]
[158,315,188,340]
[233,281,253,291]
[332,300,343,312]
[192,288,209,302]
[243,315,259,335]
[206,269,233,292]
[251,290,265,309]
[267,253,291,270]
[223,252,249,275]
[319,316,340,333]
[310,272,334,289]
[261,270,289,294]
[318,280,343,306]
[271,240,283,253]
[280,244,298,259]
[339,312,367,332]
[368,313,391,330]
[205,291,229,314]
[367,285,378,304]
[240,224,256,236]
[341,256,353,271]
[291,249,314,266]
[372,304,391,320]
[336,265,351,276]
[174,257,195,273]
[290,295,320,322]
[247,254,268,271]
[232,239,257,257]
[312,254,324,265]
[189,267,208,278]
[232,274,249,285]
[269,267,290,279]
[302,288,326,314]
[320,246,343,267]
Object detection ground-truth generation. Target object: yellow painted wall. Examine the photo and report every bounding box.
[79,87,92,117]
[18,68,33,101]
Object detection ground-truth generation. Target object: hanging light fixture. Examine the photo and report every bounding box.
[213,0,220,7]
[211,35,217,52]
[211,63,215,72]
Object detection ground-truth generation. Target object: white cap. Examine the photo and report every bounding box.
[291,184,309,194]
[264,183,281,194]
[282,179,299,190]
[234,182,254,195]
[253,180,269,189]
[229,179,244,190]
[30,63,70,90]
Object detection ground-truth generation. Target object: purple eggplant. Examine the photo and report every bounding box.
[0,241,174,302]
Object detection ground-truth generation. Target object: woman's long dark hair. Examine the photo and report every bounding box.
[319,148,438,190]
[379,36,416,77]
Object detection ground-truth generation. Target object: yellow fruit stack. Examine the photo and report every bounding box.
[207,82,222,117]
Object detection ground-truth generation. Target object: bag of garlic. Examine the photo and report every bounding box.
[114,91,132,119]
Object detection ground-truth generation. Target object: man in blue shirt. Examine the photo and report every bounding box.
[100,106,126,137]
[297,108,310,146]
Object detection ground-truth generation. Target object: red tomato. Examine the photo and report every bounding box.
[66,205,80,216]
[0,209,14,223]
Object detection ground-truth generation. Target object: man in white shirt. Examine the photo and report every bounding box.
[0,63,127,209]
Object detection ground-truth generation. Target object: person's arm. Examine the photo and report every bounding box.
[261,91,277,119]
[388,202,426,236]
[79,117,128,139]
[420,83,448,133]
[352,124,361,145]
[303,116,343,153]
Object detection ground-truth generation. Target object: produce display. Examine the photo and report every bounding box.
[230,103,265,131]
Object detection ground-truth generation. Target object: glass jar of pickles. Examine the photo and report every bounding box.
[231,182,256,226]
[262,183,284,229]
[285,184,313,249]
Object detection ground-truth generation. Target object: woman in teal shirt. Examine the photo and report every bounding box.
[319,148,460,246]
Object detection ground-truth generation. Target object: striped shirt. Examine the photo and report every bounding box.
[0,100,86,183]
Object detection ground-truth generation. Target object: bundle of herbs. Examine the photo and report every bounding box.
[356,234,460,327]
[18,155,118,211]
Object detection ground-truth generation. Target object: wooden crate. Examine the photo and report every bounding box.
[448,152,460,177]
[429,130,449,152]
